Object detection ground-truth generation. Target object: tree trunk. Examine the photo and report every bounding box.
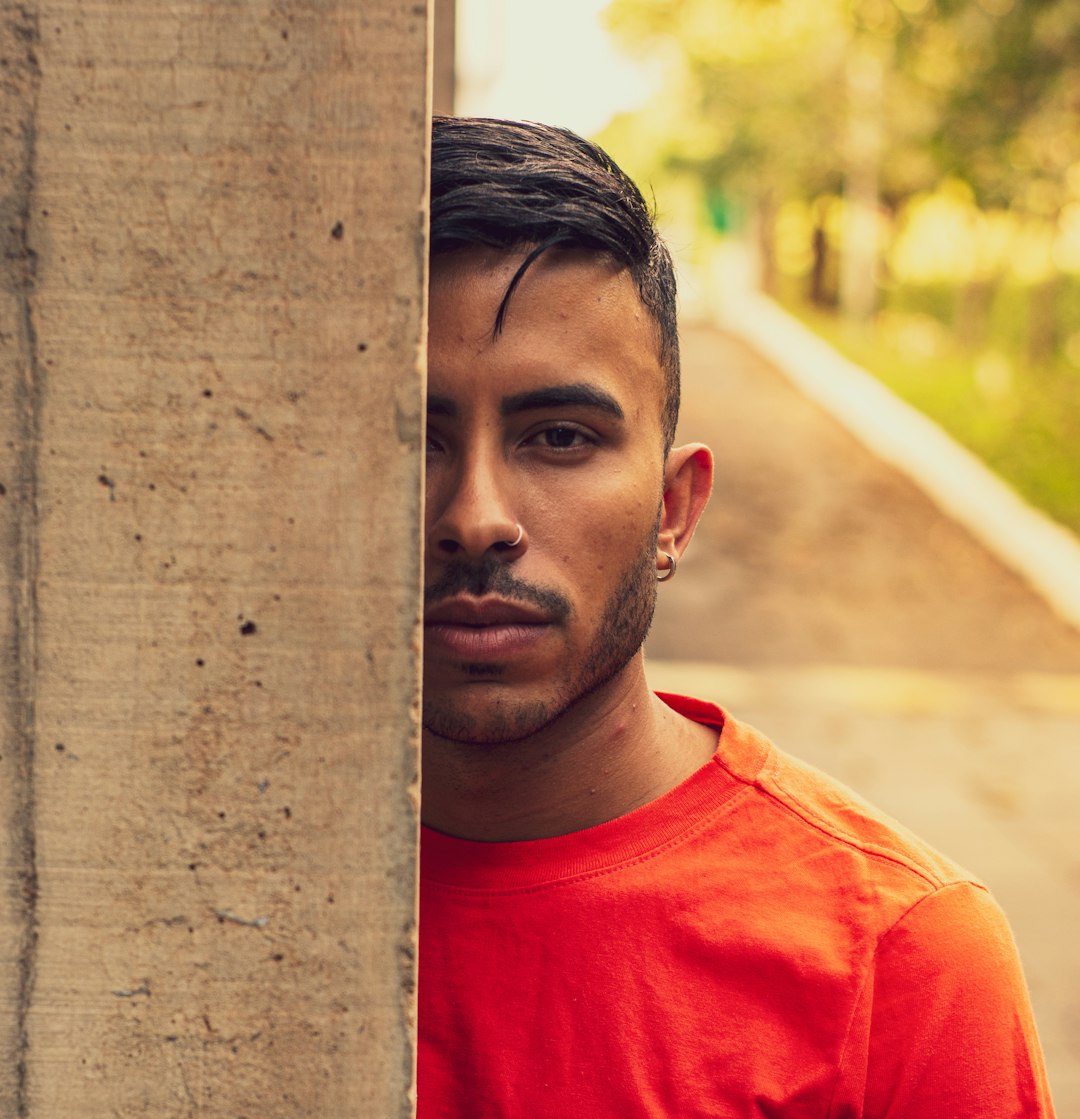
[809,211,834,308]
[1026,275,1063,370]
[840,46,883,324]
[954,278,995,352]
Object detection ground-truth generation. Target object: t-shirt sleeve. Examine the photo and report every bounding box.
[852,880,1056,1118]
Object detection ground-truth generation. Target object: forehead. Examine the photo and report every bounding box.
[427,247,665,421]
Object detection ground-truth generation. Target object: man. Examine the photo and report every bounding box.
[419,116,1055,1118]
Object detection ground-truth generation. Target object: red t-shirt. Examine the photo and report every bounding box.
[419,694,1055,1118]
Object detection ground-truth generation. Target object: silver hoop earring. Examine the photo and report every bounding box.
[657,551,677,581]
[503,524,524,548]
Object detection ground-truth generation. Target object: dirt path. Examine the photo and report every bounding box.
[648,323,1080,672]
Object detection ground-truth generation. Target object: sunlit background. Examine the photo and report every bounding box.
[453,0,1080,537]
[455,0,654,136]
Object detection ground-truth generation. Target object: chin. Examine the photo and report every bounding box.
[423,649,643,747]
[422,696,558,746]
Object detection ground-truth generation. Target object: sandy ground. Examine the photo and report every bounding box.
[647,323,1080,1112]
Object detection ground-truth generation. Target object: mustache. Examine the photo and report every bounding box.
[424,557,572,622]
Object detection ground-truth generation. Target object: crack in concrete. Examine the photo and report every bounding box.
[3,6,44,1116]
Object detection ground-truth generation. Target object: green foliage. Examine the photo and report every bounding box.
[785,293,1080,534]
[898,0,1080,212]
[604,0,851,200]
[606,0,1080,213]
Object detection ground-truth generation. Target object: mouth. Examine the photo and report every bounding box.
[424,596,553,660]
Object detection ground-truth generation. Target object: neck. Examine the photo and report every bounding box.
[420,657,717,841]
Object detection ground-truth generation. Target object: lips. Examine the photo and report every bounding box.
[425,597,551,627]
[424,596,552,660]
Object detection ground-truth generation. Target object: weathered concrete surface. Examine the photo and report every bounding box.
[1,3,426,1116]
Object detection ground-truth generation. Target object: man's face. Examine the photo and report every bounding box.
[423,247,670,745]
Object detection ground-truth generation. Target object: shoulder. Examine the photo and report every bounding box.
[674,701,1055,1114]
[659,694,986,928]
[717,707,981,892]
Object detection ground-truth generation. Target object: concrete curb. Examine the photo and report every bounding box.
[717,293,1080,636]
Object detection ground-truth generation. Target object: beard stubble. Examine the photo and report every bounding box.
[422,534,659,746]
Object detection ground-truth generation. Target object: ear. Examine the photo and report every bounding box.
[658,443,713,562]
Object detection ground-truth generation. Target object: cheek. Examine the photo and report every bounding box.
[548,492,659,585]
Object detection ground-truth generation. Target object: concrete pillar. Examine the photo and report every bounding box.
[1,3,426,1116]
[433,0,455,114]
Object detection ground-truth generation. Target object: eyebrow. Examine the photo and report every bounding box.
[426,383,626,422]
[500,384,624,420]
[427,394,457,417]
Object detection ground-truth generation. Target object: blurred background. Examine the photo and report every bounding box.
[441,0,1080,1109]
[453,0,1080,536]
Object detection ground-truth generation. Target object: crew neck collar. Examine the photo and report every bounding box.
[421,694,769,892]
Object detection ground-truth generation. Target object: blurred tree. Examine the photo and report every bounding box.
[900,0,1080,359]
[604,0,1080,333]
[908,0,1080,214]
[604,0,850,297]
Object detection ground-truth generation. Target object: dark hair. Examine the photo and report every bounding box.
[429,116,680,452]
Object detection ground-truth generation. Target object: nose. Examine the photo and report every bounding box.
[427,450,525,560]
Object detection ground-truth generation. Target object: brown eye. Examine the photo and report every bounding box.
[543,426,583,449]
[522,423,597,455]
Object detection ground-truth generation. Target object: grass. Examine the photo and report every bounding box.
[779,288,1080,537]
